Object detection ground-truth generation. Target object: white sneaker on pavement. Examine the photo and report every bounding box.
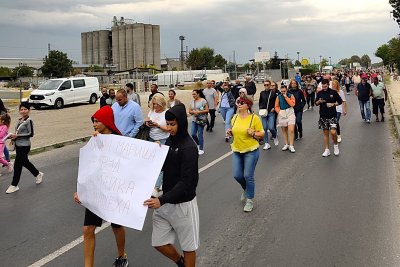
[198,150,204,155]
[243,199,254,212]
[322,149,331,157]
[6,185,19,194]
[36,172,44,184]
[334,144,340,156]
[337,135,342,143]
[263,143,271,150]
[240,190,247,202]
[289,146,295,153]
[273,138,279,146]
[282,144,289,151]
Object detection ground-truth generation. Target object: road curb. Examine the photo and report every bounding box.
[9,136,91,159]
[387,86,400,143]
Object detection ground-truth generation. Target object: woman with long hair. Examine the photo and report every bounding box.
[189,89,209,155]
[288,79,306,140]
[6,102,43,194]
[332,79,347,143]
[227,95,264,212]
[166,89,181,109]
[275,85,296,153]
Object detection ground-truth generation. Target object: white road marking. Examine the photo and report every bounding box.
[28,150,233,266]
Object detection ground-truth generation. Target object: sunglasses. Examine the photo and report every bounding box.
[264,84,270,86]
[238,101,248,105]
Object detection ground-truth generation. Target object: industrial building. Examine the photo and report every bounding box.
[81,17,161,72]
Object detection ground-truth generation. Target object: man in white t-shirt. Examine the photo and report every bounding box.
[202,81,219,132]
[371,77,388,122]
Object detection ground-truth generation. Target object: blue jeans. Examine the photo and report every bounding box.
[4,146,9,161]
[149,138,167,188]
[261,112,277,142]
[191,121,205,150]
[358,100,371,120]
[337,112,342,135]
[232,149,259,199]
[219,107,235,133]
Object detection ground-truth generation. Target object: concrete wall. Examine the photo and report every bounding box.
[126,24,134,70]
[92,31,99,64]
[133,23,145,68]
[111,27,119,70]
[152,25,161,69]
[144,24,153,67]
[118,25,127,71]
[98,30,109,66]
[86,32,93,64]
[81,33,87,64]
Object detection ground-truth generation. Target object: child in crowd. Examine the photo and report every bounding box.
[0,113,13,173]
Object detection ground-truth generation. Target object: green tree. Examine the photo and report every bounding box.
[350,55,361,63]
[389,0,400,26]
[214,54,227,69]
[41,50,73,78]
[321,58,329,68]
[186,47,215,69]
[388,37,400,70]
[12,66,34,77]
[294,60,301,66]
[338,58,350,66]
[360,54,371,68]
[88,65,104,72]
[0,67,12,77]
[375,44,391,66]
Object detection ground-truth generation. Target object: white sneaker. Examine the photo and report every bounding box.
[282,144,289,151]
[263,143,271,150]
[198,150,204,155]
[334,144,340,156]
[243,199,254,212]
[289,146,295,153]
[273,138,279,146]
[322,149,331,157]
[36,171,44,184]
[337,135,342,143]
[6,185,19,194]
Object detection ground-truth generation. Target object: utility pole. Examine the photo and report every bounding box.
[179,36,185,70]
[48,43,51,55]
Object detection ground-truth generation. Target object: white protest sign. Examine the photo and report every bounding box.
[77,134,169,230]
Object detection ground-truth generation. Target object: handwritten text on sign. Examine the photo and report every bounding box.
[77,134,169,230]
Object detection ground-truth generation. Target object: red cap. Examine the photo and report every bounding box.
[91,106,122,135]
[361,74,368,79]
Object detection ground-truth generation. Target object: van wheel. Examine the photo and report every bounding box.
[54,98,64,109]
[89,94,97,104]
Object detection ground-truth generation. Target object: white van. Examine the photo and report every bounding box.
[29,77,99,109]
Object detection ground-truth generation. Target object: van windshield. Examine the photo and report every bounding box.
[38,80,63,90]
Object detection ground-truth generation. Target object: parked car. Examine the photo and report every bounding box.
[254,74,265,83]
[29,77,99,109]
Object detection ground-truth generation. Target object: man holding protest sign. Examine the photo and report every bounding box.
[74,106,129,267]
[144,104,200,267]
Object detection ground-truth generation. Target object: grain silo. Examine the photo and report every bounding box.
[125,24,134,70]
[111,27,119,70]
[86,32,93,64]
[152,25,161,69]
[93,31,99,64]
[81,33,87,64]
[119,25,127,71]
[144,24,153,67]
[99,30,110,66]
[133,23,145,68]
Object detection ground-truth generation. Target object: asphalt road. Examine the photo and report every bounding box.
[1,93,400,267]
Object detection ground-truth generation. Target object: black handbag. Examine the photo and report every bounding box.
[135,124,150,140]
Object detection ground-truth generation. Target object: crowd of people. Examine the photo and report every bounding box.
[2,68,388,266]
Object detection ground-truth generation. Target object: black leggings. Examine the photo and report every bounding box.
[306,93,315,108]
[12,145,39,186]
[206,109,216,129]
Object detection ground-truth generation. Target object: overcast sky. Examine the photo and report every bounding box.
[0,0,398,64]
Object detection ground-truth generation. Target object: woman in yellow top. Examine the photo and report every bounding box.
[227,95,264,212]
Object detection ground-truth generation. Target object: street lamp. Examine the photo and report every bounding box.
[297,51,300,62]
[16,64,23,103]
[319,55,322,72]
[329,56,332,65]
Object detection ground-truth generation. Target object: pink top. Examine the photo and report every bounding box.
[0,125,9,144]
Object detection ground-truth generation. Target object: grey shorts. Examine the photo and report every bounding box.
[152,197,200,251]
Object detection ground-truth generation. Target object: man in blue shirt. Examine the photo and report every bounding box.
[112,89,143,137]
